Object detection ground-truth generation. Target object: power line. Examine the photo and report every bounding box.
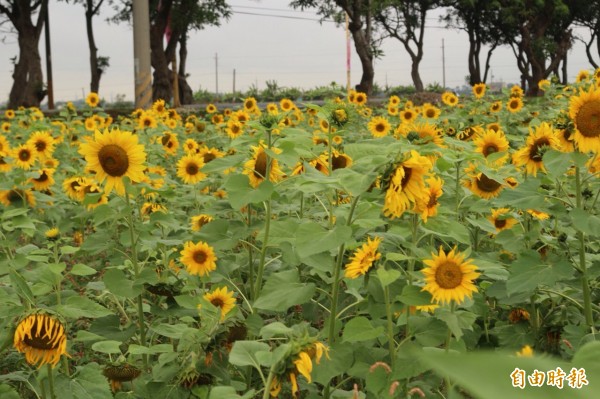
[232,10,336,23]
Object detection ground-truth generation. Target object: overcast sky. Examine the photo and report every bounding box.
[0,0,596,105]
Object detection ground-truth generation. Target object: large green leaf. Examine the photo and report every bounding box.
[53,363,113,399]
[506,251,573,296]
[295,222,351,258]
[254,270,315,312]
[342,317,384,343]
[570,208,600,237]
[228,341,271,370]
[103,268,142,299]
[56,296,112,319]
[224,174,274,210]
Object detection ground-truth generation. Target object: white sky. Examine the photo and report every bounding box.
[0,0,596,104]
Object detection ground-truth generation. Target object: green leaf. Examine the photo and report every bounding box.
[376,267,401,288]
[9,268,35,306]
[543,150,572,178]
[435,309,477,340]
[0,383,20,399]
[103,268,142,299]
[506,252,573,296]
[254,270,315,312]
[570,208,600,236]
[342,317,384,343]
[295,223,351,258]
[53,363,113,399]
[224,174,274,210]
[128,344,173,355]
[229,341,271,370]
[259,322,293,339]
[91,340,123,354]
[56,296,112,319]
[397,285,433,306]
[70,263,97,276]
[201,153,245,173]
[60,245,80,255]
[420,218,471,244]
[208,386,256,399]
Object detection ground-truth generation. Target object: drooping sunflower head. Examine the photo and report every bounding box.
[13,310,68,367]
[472,83,486,99]
[415,176,444,223]
[421,246,480,305]
[190,214,214,231]
[568,85,600,152]
[79,129,147,195]
[344,236,382,279]
[203,286,236,321]
[180,241,217,277]
[103,363,142,392]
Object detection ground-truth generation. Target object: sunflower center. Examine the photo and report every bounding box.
[563,128,573,141]
[203,153,216,163]
[376,123,385,133]
[434,261,463,289]
[7,190,24,204]
[483,144,498,157]
[98,144,129,177]
[332,154,348,170]
[186,162,199,176]
[193,250,207,264]
[495,219,507,229]
[509,100,519,109]
[19,149,31,161]
[143,118,152,127]
[400,167,413,189]
[575,100,600,138]
[210,298,225,308]
[22,319,60,350]
[475,173,502,192]
[35,140,47,152]
[529,138,550,162]
[34,171,49,182]
[427,194,438,208]
[253,151,268,178]
[426,109,435,118]
[70,180,81,190]
[161,135,171,145]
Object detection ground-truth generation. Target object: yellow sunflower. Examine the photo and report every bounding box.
[395,122,444,147]
[29,168,55,191]
[79,128,147,195]
[421,246,480,305]
[488,208,518,232]
[472,83,486,99]
[422,103,441,119]
[226,119,244,139]
[473,129,509,166]
[399,108,419,124]
[463,171,505,199]
[331,150,353,171]
[27,131,55,159]
[205,103,218,114]
[367,116,391,138]
[45,227,60,241]
[4,109,15,119]
[13,311,68,367]
[0,188,36,207]
[280,98,295,112]
[78,180,109,210]
[527,209,550,220]
[383,150,432,219]
[0,134,10,156]
[415,176,443,223]
[198,146,225,164]
[354,92,367,106]
[138,112,157,129]
[506,97,524,113]
[203,287,236,321]
[568,85,600,152]
[388,95,401,107]
[576,69,590,83]
[1,121,11,133]
[180,241,217,276]
[85,92,100,107]
[160,131,179,155]
[490,101,502,113]
[176,154,206,184]
[441,91,459,106]
[510,85,524,97]
[242,144,284,188]
[13,143,37,170]
[538,79,551,91]
[191,214,214,231]
[243,97,259,113]
[512,122,561,176]
[344,236,382,279]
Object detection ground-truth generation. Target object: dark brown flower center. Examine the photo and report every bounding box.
[193,250,207,264]
[161,135,171,146]
[575,100,600,138]
[7,189,24,204]
[509,99,520,109]
[332,154,349,170]
[186,162,199,176]
[98,144,129,177]
[435,261,462,289]
[35,140,47,152]
[19,149,31,161]
[376,123,385,133]
[203,153,216,163]
[34,171,49,182]
[495,218,507,229]
[253,151,268,179]
[210,298,224,308]
[22,318,60,350]
[529,138,550,162]
[427,194,438,208]
[483,144,498,157]
[400,166,413,189]
[475,173,502,193]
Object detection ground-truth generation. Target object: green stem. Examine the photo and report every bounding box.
[254,199,272,300]
[247,205,255,298]
[46,364,56,399]
[455,161,461,221]
[407,213,419,285]
[575,167,595,334]
[262,366,277,399]
[327,195,360,344]
[530,295,539,340]
[384,285,396,369]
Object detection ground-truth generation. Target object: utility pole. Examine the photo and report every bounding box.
[233,68,236,97]
[215,53,219,102]
[133,0,152,109]
[44,4,54,110]
[442,39,446,89]
[345,12,351,97]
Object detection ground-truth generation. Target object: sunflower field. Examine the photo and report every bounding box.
[0,75,599,399]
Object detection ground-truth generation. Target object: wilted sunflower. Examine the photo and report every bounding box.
[242,144,284,188]
[383,151,432,219]
[203,286,236,321]
[367,116,391,138]
[512,122,561,176]
[473,129,509,166]
[191,214,214,231]
[79,129,147,195]
[103,363,141,392]
[85,92,100,107]
[344,236,382,279]
[176,154,206,185]
[13,143,37,170]
[508,308,531,324]
[506,97,524,113]
[27,131,55,159]
[421,246,480,305]
[472,83,486,98]
[13,311,68,367]
[0,188,36,207]
[568,85,600,152]
[29,168,55,191]
[415,176,443,223]
[488,208,518,232]
[180,241,217,276]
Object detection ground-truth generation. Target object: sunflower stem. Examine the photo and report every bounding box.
[247,205,255,298]
[384,285,396,369]
[327,195,361,344]
[261,365,277,399]
[254,199,271,301]
[46,364,56,399]
[575,166,595,333]
[454,161,462,221]
[408,213,419,285]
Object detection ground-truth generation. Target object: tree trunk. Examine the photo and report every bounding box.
[149,0,174,102]
[8,0,47,108]
[350,27,374,95]
[177,33,194,104]
[85,0,101,94]
[467,30,481,85]
[410,58,424,92]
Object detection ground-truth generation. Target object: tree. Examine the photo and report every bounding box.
[574,0,600,69]
[290,0,379,95]
[84,0,109,94]
[373,0,442,92]
[0,0,48,108]
[112,0,230,103]
[442,0,501,85]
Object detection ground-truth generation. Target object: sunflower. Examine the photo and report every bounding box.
[473,129,509,166]
[516,345,534,357]
[415,176,443,223]
[508,308,531,324]
[354,92,367,106]
[0,188,36,207]
[568,85,600,152]
[176,154,206,185]
[527,209,550,220]
[27,131,55,159]
[205,103,217,114]
[488,208,517,232]
[399,108,419,124]
[242,144,284,188]
[226,119,244,139]
[211,114,224,125]
[1,122,10,133]
[472,83,486,99]
[191,214,214,231]
[79,128,147,195]
[280,98,295,112]
[203,287,236,321]
[266,103,279,115]
[45,227,60,241]
[506,97,524,113]
[78,180,109,209]
[160,131,179,155]
[331,150,353,170]
[367,116,391,138]
[576,69,590,83]
[442,92,459,106]
[395,122,444,147]
[198,146,225,164]
[13,311,68,367]
[344,236,382,279]
[383,150,432,219]
[388,95,401,106]
[422,103,441,119]
[512,122,561,176]
[421,246,480,305]
[490,101,502,113]
[387,105,399,116]
[103,363,142,392]
[463,171,504,199]
[85,92,100,107]
[29,168,55,191]
[62,176,87,201]
[0,134,10,157]
[4,109,15,119]
[141,202,167,216]
[538,79,551,91]
[510,85,524,97]
[13,143,37,170]
[243,97,259,113]
[180,241,217,276]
